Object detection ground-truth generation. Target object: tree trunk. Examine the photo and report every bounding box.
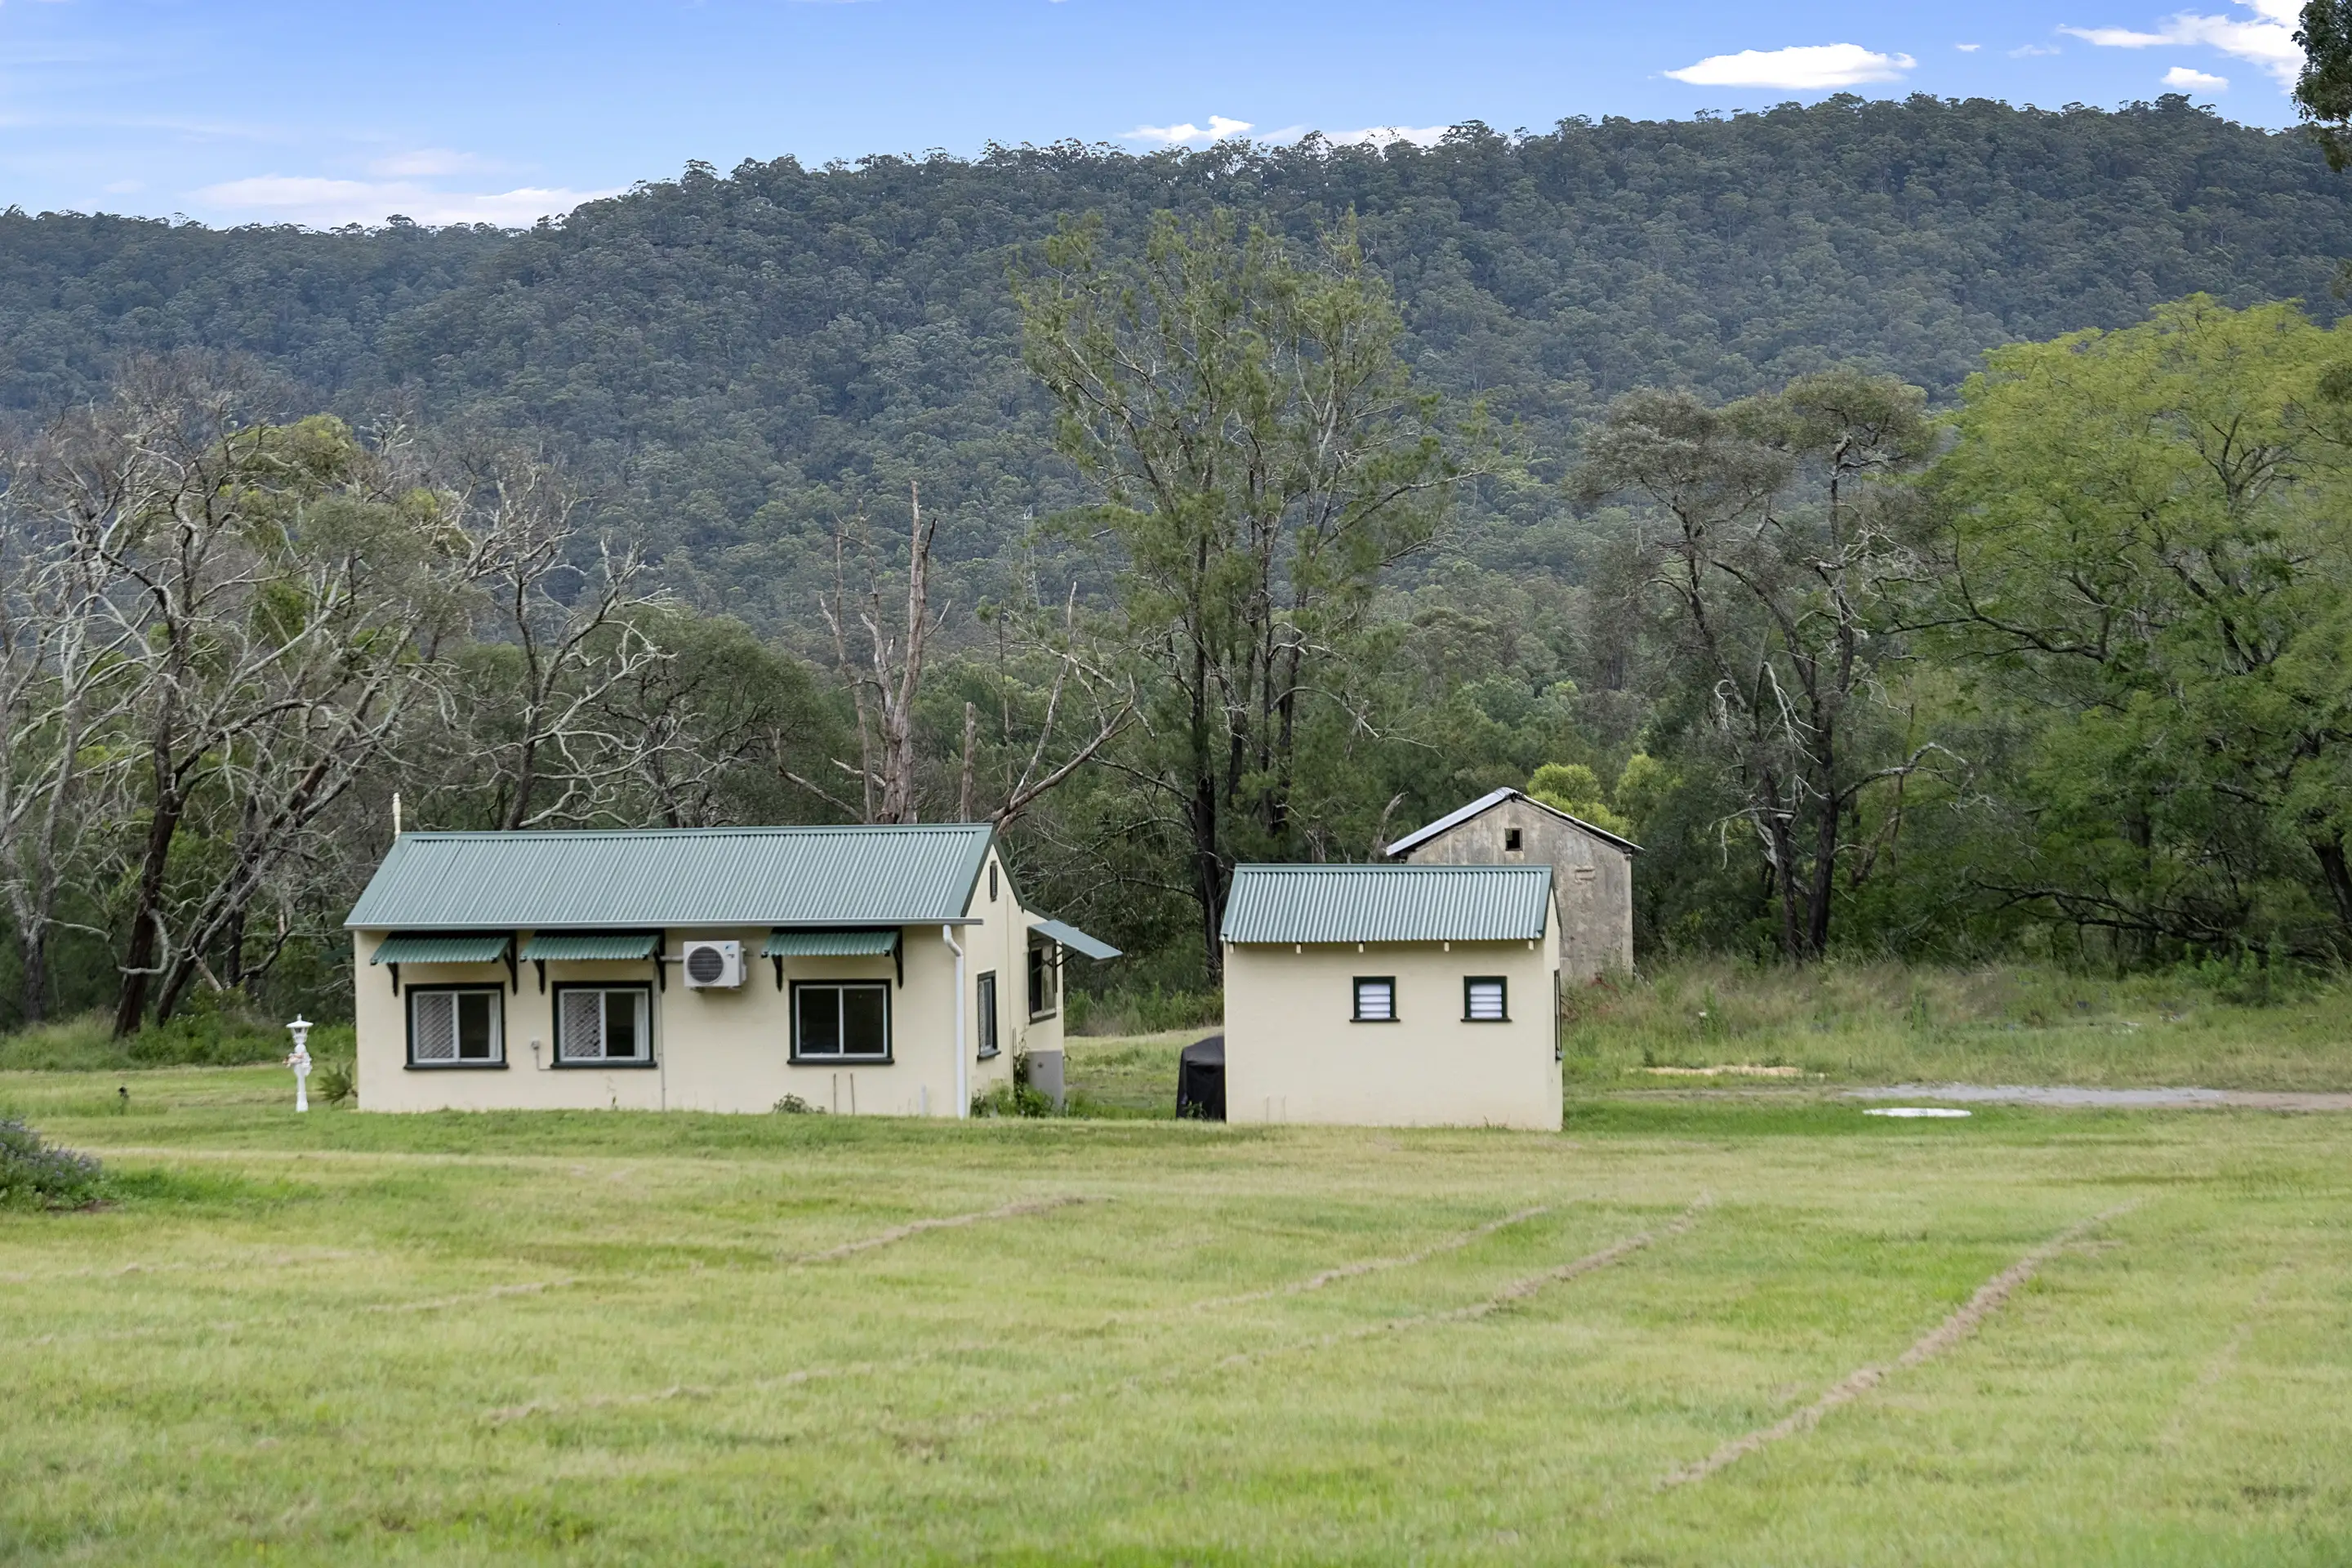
[16,925,47,1027]
[2312,835,2352,956]
[113,787,183,1038]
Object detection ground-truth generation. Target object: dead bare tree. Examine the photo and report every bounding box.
[808,482,947,824]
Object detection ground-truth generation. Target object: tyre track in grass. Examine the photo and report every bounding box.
[907,1195,1715,1446]
[2156,1259,2290,1452]
[784,1194,1096,1264]
[1660,1199,2142,1488]
[473,1200,1579,1427]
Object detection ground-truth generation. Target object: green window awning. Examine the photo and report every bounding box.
[371,933,512,966]
[519,932,658,962]
[1030,918,1120,960]
[763,928,901,958]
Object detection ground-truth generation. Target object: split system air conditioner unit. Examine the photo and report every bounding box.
[681,939,743,989]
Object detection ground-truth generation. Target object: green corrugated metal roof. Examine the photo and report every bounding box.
[370,933,513,965]
[1030,918,1121,960]
[346,825,993,931]
[1220,864,1552,945]
[519,932,658,962]
[762,929,901,958]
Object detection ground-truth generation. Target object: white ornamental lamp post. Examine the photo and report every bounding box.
[286,1016,314,1113]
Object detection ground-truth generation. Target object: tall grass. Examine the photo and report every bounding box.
[1561,957,2352,1089]
[0,1009,352,1072]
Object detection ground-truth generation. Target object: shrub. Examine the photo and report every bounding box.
[0,1116,102,1208]
[971,1081,1058,1118]
[773,1094,825,1114]
[311,1057,355,1106]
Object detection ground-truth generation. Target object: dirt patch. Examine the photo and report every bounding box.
[1847,1085,2352,1111]
[1643,1066,1804,1078]
[1661,1200,2140,1487]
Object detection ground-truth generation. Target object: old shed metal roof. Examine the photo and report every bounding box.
[1220,864,1553,946]
[347,825,994,932]
[1384,786,1642,858]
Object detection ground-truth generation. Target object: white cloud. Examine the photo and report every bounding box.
[366,148,495,178]
[2060,0,2299,86]
[2165,64,2231,87]
[1664,42,1917,89]
[2011,42,2064,54]
[1123,114,1253,145]
[1956,42,1983,51]
[1324,125,1450,148]
[190,174,620,228]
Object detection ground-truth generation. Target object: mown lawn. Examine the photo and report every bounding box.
[2,1064,2348,1563]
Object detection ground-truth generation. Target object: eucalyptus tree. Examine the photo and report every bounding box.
[1577,367,1940,960]
[1018,212,1476,973]
[1922,296,2352,956]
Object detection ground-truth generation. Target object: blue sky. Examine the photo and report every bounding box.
[0,0,2306,228]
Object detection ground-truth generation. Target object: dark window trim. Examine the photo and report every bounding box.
[550,981,659,1069]
[976,969,1000,1059]
[403,982,510,1071]
[1352,975,1399,1023]
[790,978,894,1065]
[1463,975,1510,1023]
[1026,940,1059,1022]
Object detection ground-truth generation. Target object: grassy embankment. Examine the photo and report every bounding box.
[1,1065,2347,1563]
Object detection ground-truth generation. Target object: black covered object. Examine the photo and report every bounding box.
[1177,1035,1226,1121]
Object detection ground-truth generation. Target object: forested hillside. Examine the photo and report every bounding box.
[2,95,2347,622]
[5,92,2352,1032]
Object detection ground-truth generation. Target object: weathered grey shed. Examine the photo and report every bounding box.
[1386,788,1637,983]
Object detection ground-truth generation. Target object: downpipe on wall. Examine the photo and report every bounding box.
[944,925,967,1118]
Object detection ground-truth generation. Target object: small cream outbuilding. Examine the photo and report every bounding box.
[345,824,1116,1116]
[1219,863,1561,1130]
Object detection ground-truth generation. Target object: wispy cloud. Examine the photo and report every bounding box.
[2060,0,2298,86]
[190,174,620,228]
[1123,114,1252,146]
[1664,43,1916,89]
[1956,42,1983,51]
[2164,63,2231,87]
[366,148,500,179]
[2011,42,2063,56]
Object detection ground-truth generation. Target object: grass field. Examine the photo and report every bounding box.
[3,1061,2349,1563]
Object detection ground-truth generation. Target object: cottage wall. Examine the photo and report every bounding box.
[1397,796,1633,982]
[354,846,1048,1116]
[1222,924,1561,1130]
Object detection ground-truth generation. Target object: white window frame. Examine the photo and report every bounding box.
[1352,976,1397,1022]
[976,970,1000,1059]
[407,986,506,1069]
[553,983,654,1067]
[791,980,893,1063]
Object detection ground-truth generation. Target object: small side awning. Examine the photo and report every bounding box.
[1031,918,1120,960]
[762,929,901,958]
[519,932,658,962]
[371,933,512,965]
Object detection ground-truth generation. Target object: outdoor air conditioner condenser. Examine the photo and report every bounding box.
[681,939,743,989]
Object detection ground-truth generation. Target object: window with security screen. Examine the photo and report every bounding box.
[1463,977,1508,1022]
[554,985,652,1064]
[408,987,504,1067]
[1352,977,1396,1022]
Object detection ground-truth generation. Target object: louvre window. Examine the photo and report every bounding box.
[1464,978,1508,1022]
[977,971,999,1058]
[409,988,503,1067]
[794,981,891,1061]
[555,986,652,1064]
[1353,977,1396,1022]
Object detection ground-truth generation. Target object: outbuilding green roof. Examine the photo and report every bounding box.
[347,825,994,932]
[1220,864,1553,946]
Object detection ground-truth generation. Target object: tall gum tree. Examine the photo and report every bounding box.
[1018,212,1478,978]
